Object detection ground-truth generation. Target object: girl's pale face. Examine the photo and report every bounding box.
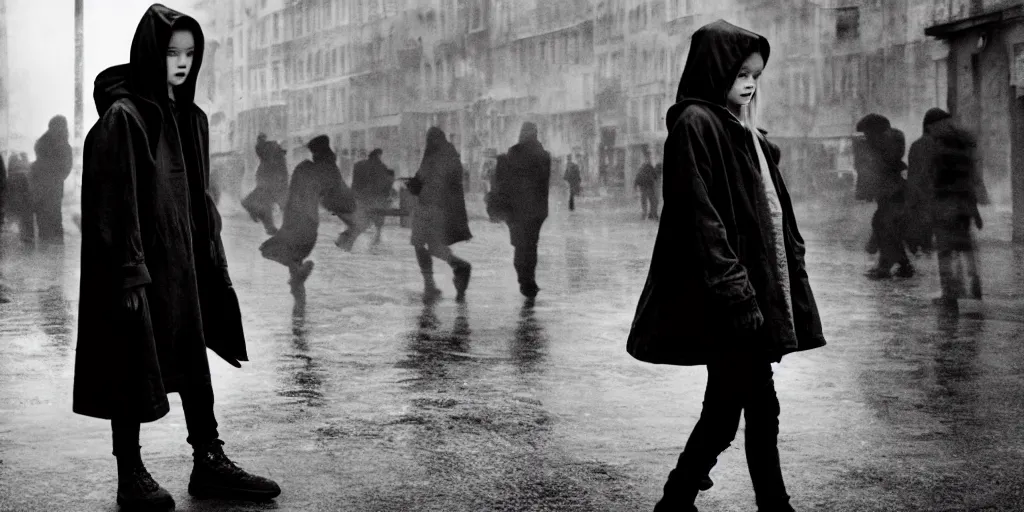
[166,30,195,89]
[727,52,764,108]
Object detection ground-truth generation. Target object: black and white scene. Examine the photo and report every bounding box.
[1,0,1024,510]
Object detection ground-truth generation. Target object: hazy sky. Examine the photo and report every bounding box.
[7,0,201,151]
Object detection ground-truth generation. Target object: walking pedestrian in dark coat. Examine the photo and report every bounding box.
[925,109,984,304]
[73,6,280,509]
[626,20,826,512]
[7,153,33,243]
[337,147,394,249]
[493,122,551,298]
[407,127,472,302]
[634,145,660,220]
[260,135,355,288]
[563,154,582,211]
[30,115,73,244]
[0,150,7,230]
[241,133,289,235]
[856,114,913,278]
[906,112,941,255]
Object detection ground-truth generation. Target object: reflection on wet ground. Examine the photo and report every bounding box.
[0,200,1023,511]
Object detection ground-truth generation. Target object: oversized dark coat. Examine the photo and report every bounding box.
[410,127,472,247]
[563,162,582,195]
[352,156,394,206]
[626,20,826,366]
[907,128,936,252]
[494,137,551,223]
[31,117,73,204]
[74,5,247,422]
[260,152,355,264]
[929,119,981,250]
[242,139,288,213]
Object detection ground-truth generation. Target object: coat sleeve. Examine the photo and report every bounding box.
[672,111,757,311]
[321,165,356,216]
[88,107,151,290]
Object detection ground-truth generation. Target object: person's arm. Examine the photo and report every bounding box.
[87,107,150,310]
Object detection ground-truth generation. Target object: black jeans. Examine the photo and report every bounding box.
[660,352,791,510]
[508,219,544,289]
[111,384,220,460]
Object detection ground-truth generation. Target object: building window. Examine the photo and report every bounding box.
[274,13,280,41]
[272,62,281,90]
[836,7,859,42]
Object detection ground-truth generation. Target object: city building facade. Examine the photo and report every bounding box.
[926,0,1024,242]
[200,0,951,201]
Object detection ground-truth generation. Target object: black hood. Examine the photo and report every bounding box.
[93,4,204,116]
[667,20,770,129]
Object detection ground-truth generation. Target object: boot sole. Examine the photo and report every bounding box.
[116,493,175,511]
[188,481,281,502]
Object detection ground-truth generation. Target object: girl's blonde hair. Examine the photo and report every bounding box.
[739,88,761,132]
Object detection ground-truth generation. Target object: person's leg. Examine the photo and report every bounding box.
[428,241,471,301]
[963,247,981,299]
[181,385,281,501]
[650,187,661,220]
[416,244,442,299]
[742,358,794,512]
[112,418,175,508]
[656,357,747,510]
[640,190,649,218]
[372,212,385,245]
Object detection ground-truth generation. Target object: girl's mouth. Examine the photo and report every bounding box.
[175,72,186,78]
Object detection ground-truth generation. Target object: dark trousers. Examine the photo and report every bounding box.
[568,192,575,211]
[872,198,908,270]
[111,384,220,461]
[659,352,792,511]
[641,186,660,219]
[34,192,64,243]
[508,219,544,289]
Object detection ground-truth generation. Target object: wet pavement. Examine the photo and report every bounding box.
[1,196,1023,511]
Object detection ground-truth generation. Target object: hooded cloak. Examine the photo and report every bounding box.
[74,4,247,422]
[626,20,825,366]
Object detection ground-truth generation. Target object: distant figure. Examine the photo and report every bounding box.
[75,5,280,510]
[855,113,913,279]
[627,20,825,512]
[338,147,395,249]
[241,133,289,234]
[0,150,7,229]
[907,113,939,255]
[634,145,659,220]
[493,122,551,298]
[7,153,33,243]
[407,127,472,302]
[925,109,984,304]
[31,115,74,244]
[260,135,356,290]
[563,154,582,211]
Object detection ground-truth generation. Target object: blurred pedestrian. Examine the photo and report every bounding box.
[926,109,984,304]
[260,135,356,290]
[338,148,353,185]
[407,127,472,302]
[74,6,280,510]
[493,122,551,299]
[563,154,582,211]
[7,153,33,244]
[626,20,826,512]
[856,114,913,278]
[337,147,395,249]
[0,149,7,230]
[906,112,940,255]
[634,145,660,220]
[241,133,289,235]
[31,115,73,244]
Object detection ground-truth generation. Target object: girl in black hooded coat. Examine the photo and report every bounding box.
[626,20,826,512]
[74,4,280,509]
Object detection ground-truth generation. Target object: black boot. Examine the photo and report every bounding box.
[451,259,471,302]
[188,440,281,501]
[116,458,174,511]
